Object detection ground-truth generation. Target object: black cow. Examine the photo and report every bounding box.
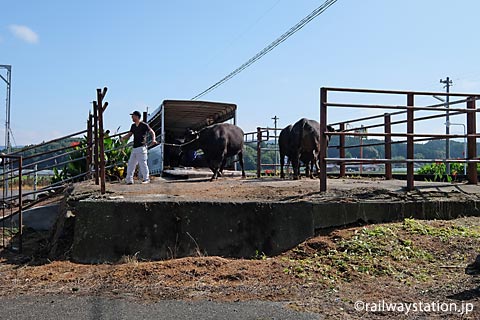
[164,141,183,168]
[285,118,334,180]
[279,123,320,179]
[279,125,293,179]
[182,123,246,181]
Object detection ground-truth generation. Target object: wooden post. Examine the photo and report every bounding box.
[467,96,477,184]
[86,113,93,179]
[319,87,328,192]
[256,127,262,178]
[384,113,392,180]
[96,87,108,195]
[406,93,415,191]
[93,101,99,185]
[339,122,346,177]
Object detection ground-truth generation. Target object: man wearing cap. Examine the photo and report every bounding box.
[120,111,157,184]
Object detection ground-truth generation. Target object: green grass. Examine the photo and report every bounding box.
[283,218,480,285]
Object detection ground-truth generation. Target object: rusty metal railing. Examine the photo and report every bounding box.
[1,155,22,252]
[244,127,281,178]
[319,87,480,191]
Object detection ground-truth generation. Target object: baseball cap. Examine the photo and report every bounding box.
[130,111,142,117]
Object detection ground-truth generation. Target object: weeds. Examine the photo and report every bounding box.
[284,218,480,285]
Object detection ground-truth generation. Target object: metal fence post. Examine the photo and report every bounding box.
[384,113,392,180]
[18,156,22,253]
[339,122,346,177]
[406,93,415,191]
[320,87,328,192]
[467,96,478,184]
[93,102,99,185]
[256,127,262,178]
[33,164,38,201]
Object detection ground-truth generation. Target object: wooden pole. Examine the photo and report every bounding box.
[97,87,108,194]
[86,113,93,179]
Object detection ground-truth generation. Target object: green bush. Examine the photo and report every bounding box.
[52,134,131,184]
[417,162,465,182]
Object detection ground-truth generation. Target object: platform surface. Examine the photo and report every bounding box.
[71,176,480,203]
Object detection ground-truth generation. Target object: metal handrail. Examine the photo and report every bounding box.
[9,129,87,155]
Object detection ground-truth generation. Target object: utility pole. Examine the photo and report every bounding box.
[440,77,452,174]
[0,65,11,154]
[272,115,279,175]
[0,65,12,197]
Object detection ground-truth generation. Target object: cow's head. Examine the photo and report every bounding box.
[326,125,336,144]
[181,128,201,152]
[184,128,199,143]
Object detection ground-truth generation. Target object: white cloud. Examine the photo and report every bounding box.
[8,25,39,44]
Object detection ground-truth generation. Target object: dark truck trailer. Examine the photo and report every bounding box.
[146,100,237,175]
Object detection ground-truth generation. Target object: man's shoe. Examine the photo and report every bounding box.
[126,181,134,185]
[142,180,150,184]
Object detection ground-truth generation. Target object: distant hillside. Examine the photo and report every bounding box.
[0,137,474,172]
[326,136,471,160]
[1,138,82,170]
[247,138,476,171]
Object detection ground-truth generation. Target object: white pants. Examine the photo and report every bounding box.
[126,146,149,183]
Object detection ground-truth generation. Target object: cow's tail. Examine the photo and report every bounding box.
[297,120,308,152]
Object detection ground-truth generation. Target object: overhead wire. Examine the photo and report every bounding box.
[191,0,338,100]
[201,0,282,70]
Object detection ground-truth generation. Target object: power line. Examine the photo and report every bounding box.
[201,0,282,70]
[191,0,338,100]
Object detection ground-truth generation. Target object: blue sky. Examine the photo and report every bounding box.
[1,0,480,145]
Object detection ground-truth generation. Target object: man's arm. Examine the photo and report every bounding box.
[149,127,157,146]
[120,132,133,143]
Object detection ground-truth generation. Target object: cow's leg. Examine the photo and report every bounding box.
[210,158,223,181]
[292,154,300,180]
[306,160,314,179]
[218,157,227,177]
[210,166,219,181]
[206,157,217,181]
[280,153,286,179]
[310,160,315,179]
[313,156,320,178]
[305,160,310,178]
[238,151,246,178]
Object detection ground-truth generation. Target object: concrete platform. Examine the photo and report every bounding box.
[2,204,60,231]
[70,177,480,263]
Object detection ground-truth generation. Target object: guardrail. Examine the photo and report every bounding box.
[244,127,281,178]
[0,155,22,252]
[319,87,480,191]
[0,87,134,252]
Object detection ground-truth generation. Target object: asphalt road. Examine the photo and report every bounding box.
[0,295,320,320]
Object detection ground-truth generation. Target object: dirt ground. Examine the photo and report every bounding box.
[71,175,480,203]
[0,215,479,319]
[1,177,480,319]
